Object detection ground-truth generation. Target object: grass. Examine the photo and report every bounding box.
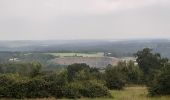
[58,86,170,100]
[110,86,170,100]
[47,52,104,57]
[1,86,170,100]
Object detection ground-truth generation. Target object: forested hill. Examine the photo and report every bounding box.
[1,39,170,58]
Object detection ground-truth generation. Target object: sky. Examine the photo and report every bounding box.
[0,0,170,40]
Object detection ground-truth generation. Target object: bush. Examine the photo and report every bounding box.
[47,82,65,98]
[105,66,126,90]
[63,83,81,99]
[149,64,170,96]
[135,48,168,83]
[67,63,90,82]
[0,74,20,98]
[6,78,49,98]
[8,81,28,98]
[25,78,49,98]
[43,70,68,98]
[0,63,112,99]
[80,80,111,98]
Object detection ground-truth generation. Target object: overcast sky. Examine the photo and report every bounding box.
[0,0,170,40]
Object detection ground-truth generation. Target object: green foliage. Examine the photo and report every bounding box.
[1,48,170,98]
[0,73,27,98]
[20,53,55,64]
[30,62,42,78]
[149,64,170,96]
[25,78,49,98]
[119,61,142,84]
[0,74,17,98]
[44,71,68,98]
[0,63,110,99]
[63,83,81,98]
[67,63,90,81]
[105,65,126,90]
[56,80,111,99]
[135,48,170,96]
[64,63,111,98]
[0,62,43,77]
[135,48,168,83]
[80,80,110,98]
[105,61,142,89]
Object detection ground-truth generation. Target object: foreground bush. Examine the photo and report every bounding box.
[149,64,170,96]
[0,74,21,98]
[63,83,82,98]
[0,63,112,99]
[105,65,126,90]
[8,78,49,98]
[80,80,111,98]
[60,80,111,98]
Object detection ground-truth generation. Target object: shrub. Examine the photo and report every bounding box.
[25,78,49,98]
[63,83,81,99]
[80,80,111,98]
[0,63,112,99]
[105,66,126,90]
[149,64,170,96]
[0,74,20,98]
[67,63,90,82]
[44,71,68,98]
[8,81,28,98]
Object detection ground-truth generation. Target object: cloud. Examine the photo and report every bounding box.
[0,0,170,17]
[0,0,170,40]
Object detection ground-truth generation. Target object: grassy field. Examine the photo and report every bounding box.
[47,52,104,57]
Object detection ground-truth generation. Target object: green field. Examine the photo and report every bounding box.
[47,52,104,57]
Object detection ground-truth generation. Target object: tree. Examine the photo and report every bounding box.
[30,62,42,78]
[67,63,90,82]
[135,48,168,83]
[125,61,142,84]
[44,70,68,98]
[105,65,125,90]
[149,63,170,96]
[105,61,142,89]
[80,80,110,98]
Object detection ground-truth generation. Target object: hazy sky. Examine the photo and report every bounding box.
[0,0,170,40]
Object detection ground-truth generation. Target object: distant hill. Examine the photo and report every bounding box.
[0,39,170,58]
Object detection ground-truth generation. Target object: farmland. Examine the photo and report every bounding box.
[46,52,119,68]
[50,57,120,68]
[47,52,105,57]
